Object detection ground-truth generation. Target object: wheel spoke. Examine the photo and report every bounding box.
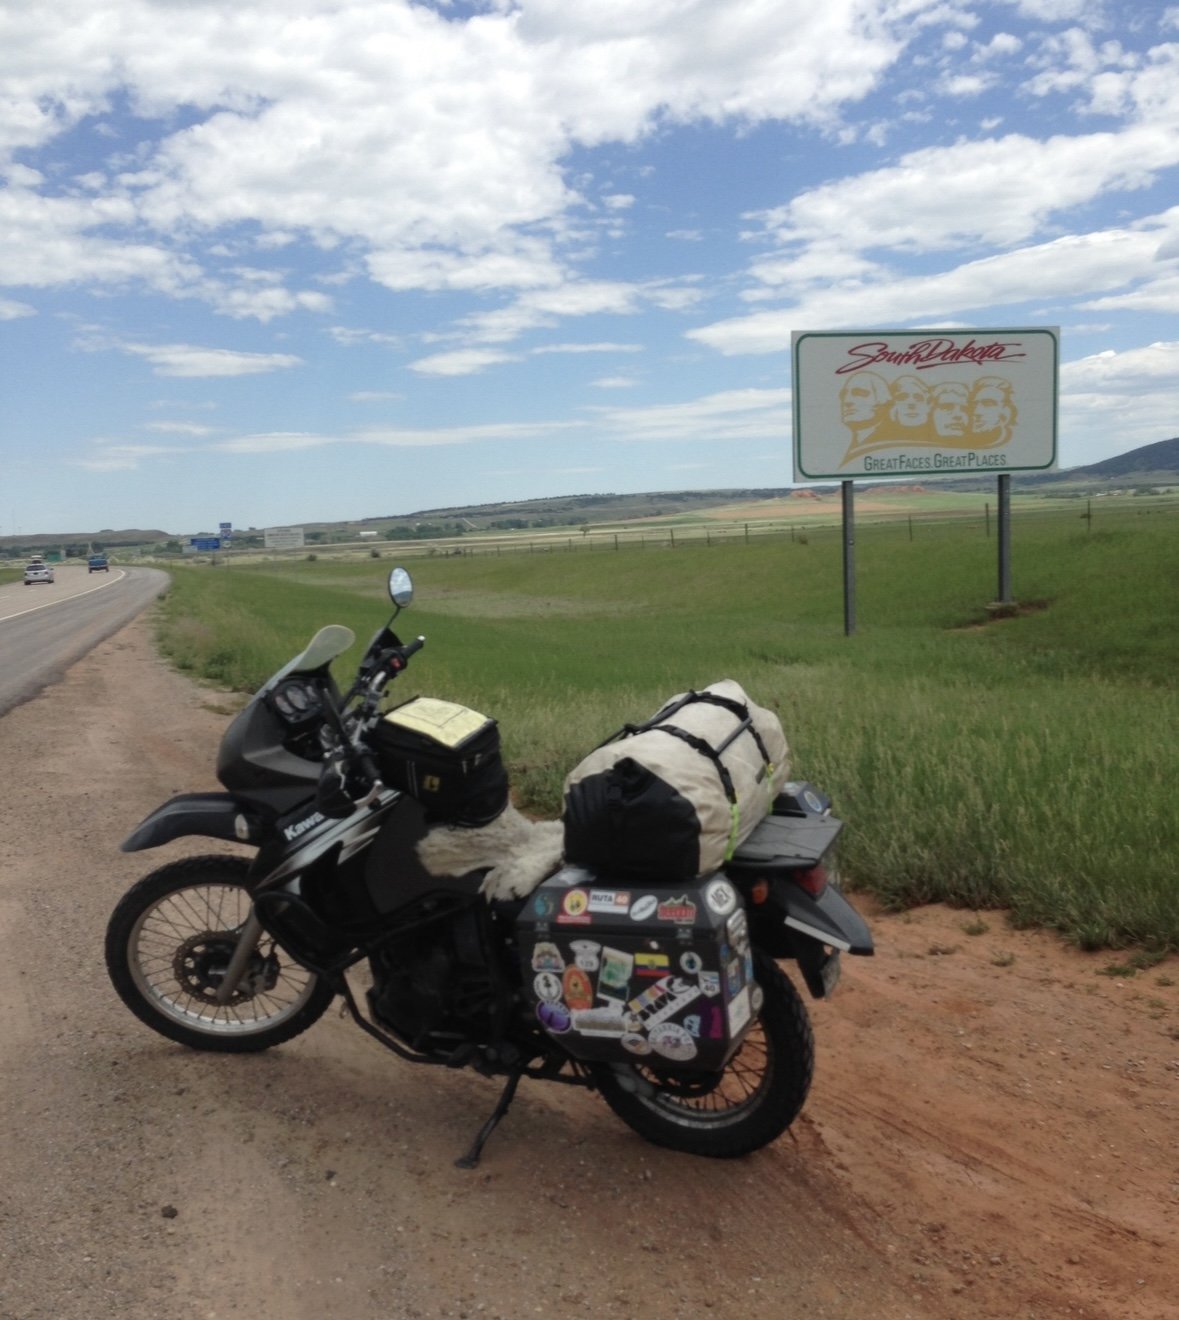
[636,1021,773,1124]
[127,880,318,1036]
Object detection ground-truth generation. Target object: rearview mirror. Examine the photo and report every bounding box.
[388,566,414,608]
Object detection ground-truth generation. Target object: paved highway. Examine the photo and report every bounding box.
[0,564,169,714]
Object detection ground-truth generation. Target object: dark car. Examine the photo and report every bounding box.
[88,555,110,572]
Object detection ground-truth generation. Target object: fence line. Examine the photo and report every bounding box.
[359,497,1179,561]
[124,495,1179,566]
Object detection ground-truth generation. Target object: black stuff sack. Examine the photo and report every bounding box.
[374,697,509,827]
[562,680,790,882]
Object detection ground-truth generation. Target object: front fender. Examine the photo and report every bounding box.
[120,792,266,853]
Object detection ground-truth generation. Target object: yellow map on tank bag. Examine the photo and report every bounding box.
[382,697,493,749]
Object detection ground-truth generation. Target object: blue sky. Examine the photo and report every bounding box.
[2,0,1178,535]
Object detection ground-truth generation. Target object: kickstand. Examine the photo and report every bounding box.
[455,1070,522,1170]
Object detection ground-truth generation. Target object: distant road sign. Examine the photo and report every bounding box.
[190,537,221,551]
[264,527,305,550]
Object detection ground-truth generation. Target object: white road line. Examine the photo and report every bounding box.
[0,569,128,623]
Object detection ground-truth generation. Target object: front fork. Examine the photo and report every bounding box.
[214,913,265,1005]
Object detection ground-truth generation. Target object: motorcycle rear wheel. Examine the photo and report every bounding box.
[105,855,335,1053]
[595,954,814,1157]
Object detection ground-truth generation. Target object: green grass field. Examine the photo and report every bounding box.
[153,503,1179,954]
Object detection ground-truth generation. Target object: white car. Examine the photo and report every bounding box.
[24,563,55,585]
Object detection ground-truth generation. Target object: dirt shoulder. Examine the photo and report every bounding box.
[0,611,1176,1320]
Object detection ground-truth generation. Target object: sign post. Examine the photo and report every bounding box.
[997,473,1012,604]
[841,480,855,637]
[792,328,1059,628]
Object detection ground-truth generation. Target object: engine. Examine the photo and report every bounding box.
[368,906,505,1055]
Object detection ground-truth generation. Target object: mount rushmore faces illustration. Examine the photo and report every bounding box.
[838,371,1018,465]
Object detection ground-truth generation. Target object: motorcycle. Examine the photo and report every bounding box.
[105,567,874,1166]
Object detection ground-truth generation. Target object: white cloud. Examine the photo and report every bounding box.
[330,326,402,347]
[123,343,304,377]
[1083,274,1179,313]
[939,73,994,97]
[408,347,521,376]
[143,421,218,436]
[0,0,950,326]
[692,227,1165,353]
[0,297,35,319]
[210,419,582,452]
[590,387,791,443]
[1062,341,1179,387]
[531,341,644,355]
[748,124,1179,265]
[977,33,1022,59]
[1003,0,1103,21]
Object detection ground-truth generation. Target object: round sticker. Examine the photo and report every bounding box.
[648,1022,698,1062]
[680,951,703,975]
[537,1002,571,1034]
[533,971,563,1002]
[629,895,658,922]
[562,888,589,918]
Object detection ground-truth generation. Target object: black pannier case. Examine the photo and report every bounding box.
[515,867,757,1071]
[374,697,509,826]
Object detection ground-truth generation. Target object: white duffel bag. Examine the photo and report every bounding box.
[562,680,790,882]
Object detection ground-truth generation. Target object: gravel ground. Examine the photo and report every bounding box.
[1,610,1176,1320]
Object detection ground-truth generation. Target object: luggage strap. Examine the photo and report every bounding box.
[645,690,775,770]
[614,692,775,770]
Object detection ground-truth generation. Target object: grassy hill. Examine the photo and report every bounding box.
[8,439,1178,555]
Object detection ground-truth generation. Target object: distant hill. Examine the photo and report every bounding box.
[875,437,1179,494]
[0,528,171,552]
[357,488,800,532]
[7,438,1177,551]
[1072,436,1179,479]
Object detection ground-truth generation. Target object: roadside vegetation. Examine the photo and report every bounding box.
[153,503,1179,953]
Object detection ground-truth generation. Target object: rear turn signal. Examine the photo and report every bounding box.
[792,865,828,898]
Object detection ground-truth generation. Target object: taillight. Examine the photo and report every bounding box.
[792,864,828,898]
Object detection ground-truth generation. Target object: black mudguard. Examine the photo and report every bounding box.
[120,792,265,853]
[780,881,874,956]
[745,878,875,999]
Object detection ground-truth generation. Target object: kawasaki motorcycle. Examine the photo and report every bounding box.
[105,568,873,1166]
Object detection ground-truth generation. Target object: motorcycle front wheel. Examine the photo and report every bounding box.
[105,855,336,1053]
[594,954,814,1158]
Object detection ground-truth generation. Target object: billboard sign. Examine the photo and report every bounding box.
[264,526,305,550]
[792,328,1059,482]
